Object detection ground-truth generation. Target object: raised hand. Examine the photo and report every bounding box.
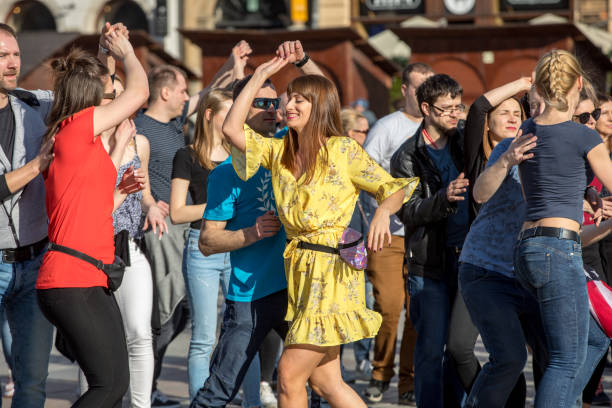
[103,27,134,61]
[276,40,305,64]
[231,40,252,77]
[254,56,290,80]
[446,172,469,202]
[502,130,537,167]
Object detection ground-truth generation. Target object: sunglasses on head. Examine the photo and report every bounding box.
[573,108,601,124]
[252,98,280,110]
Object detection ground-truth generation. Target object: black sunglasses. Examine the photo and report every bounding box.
[573,108,601,124]
[103,89,116,100]
[252,98,280,110]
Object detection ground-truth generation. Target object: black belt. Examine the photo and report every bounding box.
[517,227,580,243]
[2,237,49,263]
[286,239,360,255]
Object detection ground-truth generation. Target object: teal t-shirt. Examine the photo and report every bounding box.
[203,156,287,302]
[426,143,469,247]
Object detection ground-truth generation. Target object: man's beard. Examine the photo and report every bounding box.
[430,118,457,137]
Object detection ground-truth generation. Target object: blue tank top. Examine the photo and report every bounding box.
[518,118,602,224]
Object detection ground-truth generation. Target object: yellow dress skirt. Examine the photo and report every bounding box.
[233,125,419,346]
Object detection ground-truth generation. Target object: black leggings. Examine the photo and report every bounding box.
[37,286,129,408]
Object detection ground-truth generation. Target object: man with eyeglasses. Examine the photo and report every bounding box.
[390,74,469,408]
[362,62,433,405]
[191,40,324,408]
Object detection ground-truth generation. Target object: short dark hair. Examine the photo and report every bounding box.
[147,65,186,103]
[232,74,275,101]
[402,62,433,85]
[416,74,463,115]
[0,23,17,39]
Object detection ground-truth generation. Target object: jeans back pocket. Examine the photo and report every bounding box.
[516,247,551,289]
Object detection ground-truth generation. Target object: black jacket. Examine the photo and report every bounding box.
[390,122,464,282]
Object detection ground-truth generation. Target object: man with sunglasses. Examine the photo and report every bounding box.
[192,40,324,408]
[390,74,469,408]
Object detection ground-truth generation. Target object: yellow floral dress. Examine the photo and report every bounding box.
[233,125,419,346]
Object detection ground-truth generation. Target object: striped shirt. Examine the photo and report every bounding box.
[134,103,189,203]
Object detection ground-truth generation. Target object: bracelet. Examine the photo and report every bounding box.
[294,54,310,68]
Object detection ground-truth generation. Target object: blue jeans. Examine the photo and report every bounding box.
[0,248,53,408]
[459,263,548,407]
[353,275,373,364]
[191,289,289,408]
[408,274,461,408]
[183,229,260,406]
[514,235,589,408]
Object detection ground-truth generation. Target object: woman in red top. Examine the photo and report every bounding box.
[36,25,148,408]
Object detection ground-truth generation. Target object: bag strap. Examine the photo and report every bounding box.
[47,242,104,270]
[287,238,361,255]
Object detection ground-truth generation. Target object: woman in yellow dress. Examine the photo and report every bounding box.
[222,56,419,407]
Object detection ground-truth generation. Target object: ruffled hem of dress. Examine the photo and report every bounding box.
[375,177,420,206]
[284,308,382,347]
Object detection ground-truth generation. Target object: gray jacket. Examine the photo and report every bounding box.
[0,90,53,249]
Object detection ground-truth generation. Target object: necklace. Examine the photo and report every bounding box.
[422,128,439,149]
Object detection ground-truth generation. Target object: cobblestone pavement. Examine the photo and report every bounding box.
[3,311,610,407]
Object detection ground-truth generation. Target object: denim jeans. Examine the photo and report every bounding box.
[191,289,289,408]
[459,263,548,407]
[0,248,53,408]
[353,275,373,364]
[408,272,461,408]
[183,229,231,399]
[514,235,589,408]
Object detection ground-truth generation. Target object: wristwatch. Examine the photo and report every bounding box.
[294,54,310,68]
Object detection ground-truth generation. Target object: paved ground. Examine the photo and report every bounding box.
[1,309,611,407]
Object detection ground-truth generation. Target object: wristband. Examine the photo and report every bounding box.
[294,54,310,68]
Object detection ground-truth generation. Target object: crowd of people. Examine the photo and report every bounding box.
[2,18,612,408]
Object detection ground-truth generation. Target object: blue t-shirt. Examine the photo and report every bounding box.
[519,118,602,224]
[426,144,469,247]
[460,138,524,278]
[204,156,287,302]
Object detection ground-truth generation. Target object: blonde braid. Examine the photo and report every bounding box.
[535,50,583,113]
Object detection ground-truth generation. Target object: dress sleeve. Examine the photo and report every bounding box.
[232,124,281,181]
[345,138,419,205]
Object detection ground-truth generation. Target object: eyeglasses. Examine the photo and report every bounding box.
[431,103,466,116]
[573,108,601,124]
[252,98,280,110]
[352,129,369,135]
[103,89,116,100]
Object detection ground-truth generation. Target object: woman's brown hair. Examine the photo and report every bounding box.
[192,88,233,170]
[44,48,109,142]
[482,97,526,160]
[281,75,343,184]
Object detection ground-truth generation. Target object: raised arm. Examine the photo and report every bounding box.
[483,77,532,108]
[473,131,536,203]
[93,28,148,136]
[276,40,325,77]
[186,41,253,117]
[222,57,289,152]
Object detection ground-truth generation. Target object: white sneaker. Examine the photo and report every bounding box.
[260,381,278,408]
[356,359,373,381]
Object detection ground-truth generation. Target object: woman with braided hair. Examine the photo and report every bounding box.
[513,49,612,407]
